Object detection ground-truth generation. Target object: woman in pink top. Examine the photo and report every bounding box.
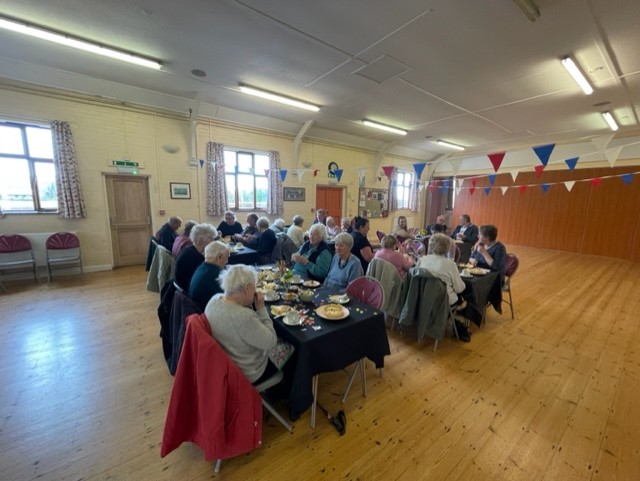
[374,234,414,277]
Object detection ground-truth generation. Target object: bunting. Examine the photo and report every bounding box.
[469,186,476,196]
[534,165,545,178]
[510,170,519,183]
[313,169,319,177]
[471,176,478,186]
[605,146,622,168]
[591,177,602,188]
[199,159,205,168]
[533,144,555,166]
[622,173,634,185]
[334,169,344,182]
[501,186,508,195]
[488,174,497,185]
[541,183,551,193]
[279,169,287,182]
[412,162,427,179]
[519,185,527,194]
[484,187,491,196]
[488,152,505,172]
[295,170,304,183]
[590,134,615,154]
[381,166,395,181]
[564,181,575,192]
[565,157,579,171]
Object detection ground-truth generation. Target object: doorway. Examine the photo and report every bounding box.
[315,186,343,221]
[105,174,152,266]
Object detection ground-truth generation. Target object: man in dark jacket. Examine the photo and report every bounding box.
[156,216,182,251]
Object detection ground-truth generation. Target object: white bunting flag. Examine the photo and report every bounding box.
[605,146,622,168]
[501,186,508,195]
[564,180,575,192]
[510,170,519,183]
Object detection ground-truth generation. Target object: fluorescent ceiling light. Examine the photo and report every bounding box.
[602,112,618,131]
[561,56,593,95]
[436,139,465,151]
[362,120,407,136]
[239,85,320,112]
[0,16,162,70]
[511,0,541,22]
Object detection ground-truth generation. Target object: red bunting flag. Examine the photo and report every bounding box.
[591,177,602,188]
[313,169,319,177]
[488,152,505,172]
[518,185,528,194]
[381,166,395,181]
[469,186,476,196]
[428,183,437,192]
[471,176,478,187]
[534,165,545,178]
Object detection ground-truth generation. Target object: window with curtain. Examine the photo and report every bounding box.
[0,121,57,213]
[395,170,414,209]
[224,150,269,210]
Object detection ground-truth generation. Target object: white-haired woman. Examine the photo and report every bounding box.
[325,216,340,238]
[270,218,286,234]
[287,215,305,248]
[217,211,243,237]
[241,216,277,264]
[416,233,465,306]
[175,223,218,291]
[324,232,363,290]
[291,223,332,282]
[189,241,231,310]
[205,265,279,384]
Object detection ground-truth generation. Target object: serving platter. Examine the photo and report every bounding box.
[315,304,349,321]
[468,267,490,276]
[302,280,321,288]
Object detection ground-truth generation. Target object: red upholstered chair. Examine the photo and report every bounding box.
[502,254,519,319]
[45,232,83,282]
[376,230,385,242]
[0,234,38,288]
[340,276,385,402]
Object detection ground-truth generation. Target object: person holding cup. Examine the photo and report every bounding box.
[291,223,332,282]
[469,224,507,282]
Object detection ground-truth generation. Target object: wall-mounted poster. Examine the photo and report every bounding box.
[359,187,389,218]
[283,187,305,201]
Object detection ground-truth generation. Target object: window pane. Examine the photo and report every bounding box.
[0,157,32,211]
[26,127,54,158]
[255,154,269,173]
[35,162,57,209]
[224,151,236,173]
[0,126,25,155]
[237,153,253,174]
[225,174,236,207]
[255,176,268,208]
[237,174,254,209]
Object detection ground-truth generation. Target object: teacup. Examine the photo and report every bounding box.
[299,289,315,302]
[264,290,279,302]
[291,275,302,283]
[283,311,302,326]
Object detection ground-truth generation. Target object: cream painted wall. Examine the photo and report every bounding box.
[1,86,427,269]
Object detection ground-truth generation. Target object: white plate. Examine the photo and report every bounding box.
[283,313,303,326]
[316,304,350,321]
[468,267,490,276]
[303,280,321,288]
[328,294,350,305]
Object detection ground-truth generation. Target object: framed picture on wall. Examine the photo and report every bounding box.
[170,182,191,199]
[283,187,305,201]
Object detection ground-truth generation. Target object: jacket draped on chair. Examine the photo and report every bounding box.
[146,245,175,293]
[161,313,262,461]
[366,257,408,320]
[399,267,449,342]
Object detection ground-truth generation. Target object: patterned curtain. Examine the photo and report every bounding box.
[388,168,398,212]
[409,179,420,212]
[266,150,283,215]
[206,142,228,216]
[50,121,87,219]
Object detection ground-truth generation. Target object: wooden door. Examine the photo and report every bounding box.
[105,175,152,267]
[316,186,343,220]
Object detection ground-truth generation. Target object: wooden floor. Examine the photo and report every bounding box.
[1,246,639,481]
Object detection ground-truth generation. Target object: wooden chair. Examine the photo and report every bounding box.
[0,234,38,289]
[502,254,519,319]
[45,232,83,282]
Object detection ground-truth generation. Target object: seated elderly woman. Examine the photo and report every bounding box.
[374,234,414,278]
[171,219,197,257]
[205,264,279,385]
[240,216,277,265]
[189,241,231,311]
[416,233,465,306]
[270,218,286,234]
[291,223,332,282]
[324,232,364,290]
[469,224,507,281]
[174,223,218,292]
[325,216,341,238]
[286,215,305,248]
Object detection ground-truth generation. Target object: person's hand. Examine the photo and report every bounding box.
[476,243,487,256]
[292,253,302,263]
[254,290,265,310]
[469,258,478,267]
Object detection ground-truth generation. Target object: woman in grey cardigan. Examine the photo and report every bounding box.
[205,264,278,384]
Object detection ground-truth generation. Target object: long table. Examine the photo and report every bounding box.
[227,246,259,266]
[461,271,502,326]
[271,286,390,420]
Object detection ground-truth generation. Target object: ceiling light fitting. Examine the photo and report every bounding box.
[511,0,541,22]
[436,139,465,151]
[239,85,319,112]
[561,56,593,95]
[602,112,618,131]
[0,15,162,70]
[362,120,407,136]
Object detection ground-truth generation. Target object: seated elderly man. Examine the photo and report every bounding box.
[469,224,507,281]
[189,241,231,310]
[286,215,305,248]
[205,264,279,385]
[291,223,332,282]
[325,216,341,238]
[156,216,182,251]
[239,216,277,265]
[270,218,286,234]
[174,223,218,292]
[324,232,363,290]
[232,213,259,242]
[451,214,478,244]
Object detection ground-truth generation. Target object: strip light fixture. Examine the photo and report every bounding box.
[436,139,465,151]
[511,0,541,22]
[561,56,593,95]
[602,112,619,131]
[362,120,407,136]
[0,15,162,70]
[239,85,320,112]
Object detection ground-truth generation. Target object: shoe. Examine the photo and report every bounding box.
[454,320,471,342]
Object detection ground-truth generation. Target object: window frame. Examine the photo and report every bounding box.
[223,148,269,211]
[395,170,414,209]
[0,121,57,214]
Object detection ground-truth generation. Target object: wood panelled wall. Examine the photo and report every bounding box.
[448,165,640,262]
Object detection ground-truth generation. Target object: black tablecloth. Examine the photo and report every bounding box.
[227,247,259,266]
[461,271,502,326]
[271,286,390,419]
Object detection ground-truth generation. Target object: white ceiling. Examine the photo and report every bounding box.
[1,0,639,166]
